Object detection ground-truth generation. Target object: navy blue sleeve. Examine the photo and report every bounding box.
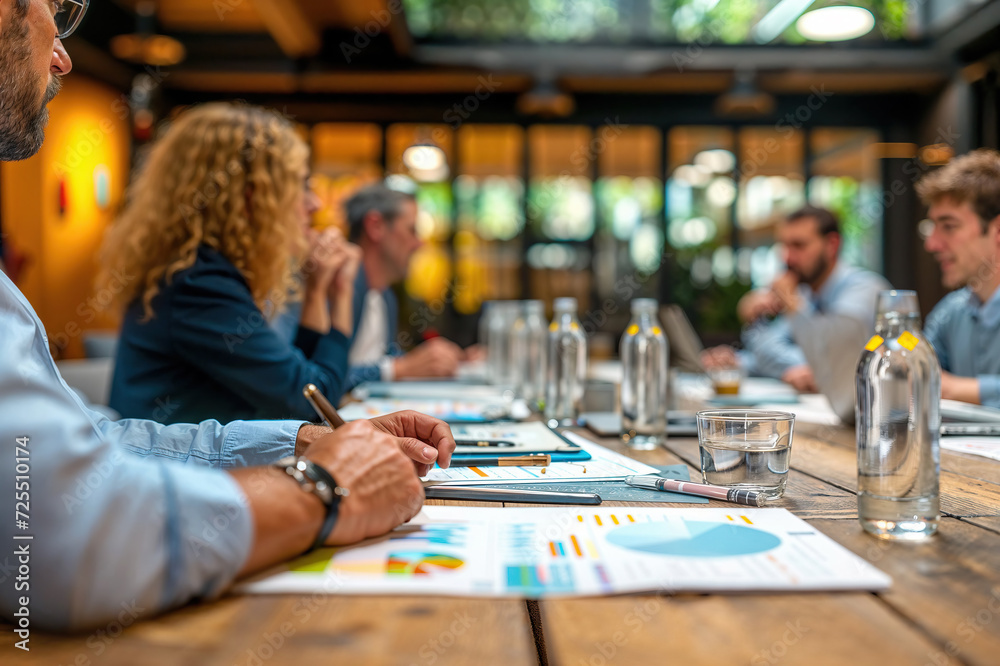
[168,267,349,420]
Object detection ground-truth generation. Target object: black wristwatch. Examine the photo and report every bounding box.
[274,456,349,551]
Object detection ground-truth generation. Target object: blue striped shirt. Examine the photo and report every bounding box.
[924,286,1000,407]
[0,270,303,630]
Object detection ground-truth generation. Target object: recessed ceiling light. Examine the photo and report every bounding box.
[796,6,875,42]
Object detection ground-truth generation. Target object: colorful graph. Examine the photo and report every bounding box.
[386,551,465,576]
[393,524,468,546]
[606,520,781,557]
[505,563,575,595]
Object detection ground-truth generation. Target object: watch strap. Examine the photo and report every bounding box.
[274,456,348,551]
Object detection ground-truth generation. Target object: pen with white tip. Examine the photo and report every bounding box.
[624,475,766,507]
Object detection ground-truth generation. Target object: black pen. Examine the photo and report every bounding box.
[449,454,551,468]
[424,486,601,505]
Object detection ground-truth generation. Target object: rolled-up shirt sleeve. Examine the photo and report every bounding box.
[0,277,255,631]
[89,410,302,469]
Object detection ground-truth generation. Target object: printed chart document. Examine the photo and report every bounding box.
[941,437,1000,461]
[423,430,660,485]
[242,507,890,597]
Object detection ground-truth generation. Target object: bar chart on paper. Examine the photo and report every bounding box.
[242,507,890,598]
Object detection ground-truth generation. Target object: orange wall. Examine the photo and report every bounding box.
[1,75,130,359]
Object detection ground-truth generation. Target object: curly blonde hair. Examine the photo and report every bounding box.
[99,103,309,320]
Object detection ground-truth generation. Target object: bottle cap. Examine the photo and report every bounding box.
[631,298,659,314]
[553,297,578,313]
[523,300,545,315]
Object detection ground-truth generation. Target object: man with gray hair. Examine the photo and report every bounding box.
[344,184,466,387]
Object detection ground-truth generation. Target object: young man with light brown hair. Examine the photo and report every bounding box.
[919,148,1000,406]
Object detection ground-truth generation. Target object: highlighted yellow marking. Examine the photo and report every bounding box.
[611,515,620,525]
[549,322,558,331]
[651,326,662,336]
[627,514,635,523]
[741,515,753,525]
[585,540,599,558]
[577,515,584,522]
[290,548,337,573]
[865,335,884,352]
[898,331,919,351]
[470,467,489,478]
[570,322,579,331]
[726,515,734,522]
[594,515,603,526]
[627,323,639,335]
[570,535,583,557]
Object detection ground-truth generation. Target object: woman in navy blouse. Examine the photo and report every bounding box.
[101,103,361,424]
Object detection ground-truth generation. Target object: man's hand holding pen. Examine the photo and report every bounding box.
[301,422,427,545]
[296,411,456,477]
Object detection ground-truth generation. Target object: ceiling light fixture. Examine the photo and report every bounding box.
[402,144,446,172]
[111,1,185,66]
[715,70,775,117]
[752,0,818,44]
[796,6,875,42]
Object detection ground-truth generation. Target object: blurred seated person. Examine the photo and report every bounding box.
[919,149,1000,407]
[342,184,475,387]
[104,103,361,424]
[703,206,890,393]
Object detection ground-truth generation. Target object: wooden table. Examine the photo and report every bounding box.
[8,423,1000,665]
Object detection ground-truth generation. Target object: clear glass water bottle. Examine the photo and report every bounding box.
[514,300,547,409]
[487,302,518,386]
[479,301,495,382]
[545,297,587,424]
[855,290,941,540]
[620,299,669,450]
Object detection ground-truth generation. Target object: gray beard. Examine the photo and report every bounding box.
[0,11,60,162]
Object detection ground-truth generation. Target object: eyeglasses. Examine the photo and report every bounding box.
[50,0,89,40]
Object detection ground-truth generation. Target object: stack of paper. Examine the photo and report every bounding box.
[423,431,660,485]
[941,437,1000,461]
[242,506,891,597]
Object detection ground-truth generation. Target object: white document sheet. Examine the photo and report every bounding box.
[422,430,660,485]
[241,506,891,598]
[941,436,1000,461]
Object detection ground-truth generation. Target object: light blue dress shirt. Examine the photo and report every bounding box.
[0,271,303,631]
[924,286,1000,408]
[740,262,891,378]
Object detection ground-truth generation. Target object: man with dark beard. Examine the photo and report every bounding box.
[703,207,890,402]
[1,0,453,632]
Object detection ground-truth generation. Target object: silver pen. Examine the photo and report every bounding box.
[625,475,766,507]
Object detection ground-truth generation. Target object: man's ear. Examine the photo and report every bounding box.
[989,215,1000,245]
[363,211,384,242]
[827,232,842,258]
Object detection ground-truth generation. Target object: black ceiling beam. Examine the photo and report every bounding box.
[410,43,949,77]
[163,88,930,128]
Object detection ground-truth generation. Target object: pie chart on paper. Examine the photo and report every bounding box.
[386,551,466,576]
[606,520,781,557]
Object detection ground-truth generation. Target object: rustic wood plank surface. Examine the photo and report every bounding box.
[6,597,536,666]
[3,501,538,666]
[537,427,1000,666]
[7,417,1000,665]
[542,594,961,666]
